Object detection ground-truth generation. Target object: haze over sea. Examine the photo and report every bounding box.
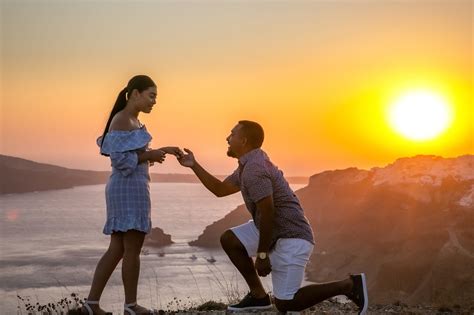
[0,182,306,314]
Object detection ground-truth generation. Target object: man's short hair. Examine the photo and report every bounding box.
[238,120,264,149]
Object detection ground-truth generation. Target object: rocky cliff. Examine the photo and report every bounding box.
[189,155,474,306]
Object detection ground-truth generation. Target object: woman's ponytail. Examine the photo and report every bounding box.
[99,87,128,154]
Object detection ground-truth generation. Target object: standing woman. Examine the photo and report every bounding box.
[82,75,183,315]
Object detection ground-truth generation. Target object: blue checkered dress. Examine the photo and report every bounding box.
[97,125,153,235]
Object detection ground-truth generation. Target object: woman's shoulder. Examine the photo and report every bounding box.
[98,128,152,154]
[109,112,136,132]
[97,113,152,154]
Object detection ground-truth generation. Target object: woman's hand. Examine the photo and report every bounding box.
[147,149,166,164]
[159,146,184,159]
[177,148,196,168]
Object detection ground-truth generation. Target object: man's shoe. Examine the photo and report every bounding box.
[227,292,272,311]
[347,273,368,315]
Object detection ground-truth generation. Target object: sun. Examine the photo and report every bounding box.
[388,90,452,141]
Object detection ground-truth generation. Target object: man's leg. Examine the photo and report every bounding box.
[275,274,368,314]
[271,239,367,313]
[274,278,352,312]
[220,229,266,298]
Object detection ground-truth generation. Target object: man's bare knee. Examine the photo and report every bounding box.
[220,230,241,250]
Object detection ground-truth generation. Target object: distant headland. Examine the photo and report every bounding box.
[0,155,308,194]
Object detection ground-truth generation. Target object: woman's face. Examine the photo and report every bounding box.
[135,86,157,113]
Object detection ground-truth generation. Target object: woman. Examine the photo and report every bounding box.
[82,75,182,315]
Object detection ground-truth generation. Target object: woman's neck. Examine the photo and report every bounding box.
[123,102,140,118]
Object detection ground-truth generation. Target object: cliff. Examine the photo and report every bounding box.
[188,155,474,306]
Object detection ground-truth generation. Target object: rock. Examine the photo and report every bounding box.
[144,227,173,247]
[188,204,250,247]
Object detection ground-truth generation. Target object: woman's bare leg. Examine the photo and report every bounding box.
[122,230,146,305]
[86,232,124,312]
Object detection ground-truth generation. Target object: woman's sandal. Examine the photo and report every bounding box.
[124,302,157,315]
[81,300,113,315]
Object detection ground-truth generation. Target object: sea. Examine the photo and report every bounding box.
[0,183,308,314]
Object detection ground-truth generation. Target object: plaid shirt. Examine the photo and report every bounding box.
[225,148,314,247]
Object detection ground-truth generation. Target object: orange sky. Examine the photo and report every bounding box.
[1,1,472,176]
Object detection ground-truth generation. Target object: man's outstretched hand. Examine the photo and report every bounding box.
[177,148,196,168]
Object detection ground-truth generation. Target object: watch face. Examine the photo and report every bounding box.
[258,253,267,259]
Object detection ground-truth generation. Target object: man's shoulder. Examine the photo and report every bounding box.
[243,159,266,172]
[241,161,275,183]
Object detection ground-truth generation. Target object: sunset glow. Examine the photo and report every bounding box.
[1,1,472,175]
[388,90,453,141]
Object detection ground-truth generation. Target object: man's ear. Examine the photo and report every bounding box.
[241,137,248,146]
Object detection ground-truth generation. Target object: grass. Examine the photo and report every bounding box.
[15,266,242,314]
[204,264,243,305]
[16,293,227,314]
[16,293,474,315]
[16,293,83,315]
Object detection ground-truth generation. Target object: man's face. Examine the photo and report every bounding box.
[226,124,246,158]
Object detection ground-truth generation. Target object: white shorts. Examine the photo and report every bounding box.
[230,220,314,300]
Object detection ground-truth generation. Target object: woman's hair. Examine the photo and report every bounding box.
[99,75,156,154]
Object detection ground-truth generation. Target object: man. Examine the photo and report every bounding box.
[177,120,368,313]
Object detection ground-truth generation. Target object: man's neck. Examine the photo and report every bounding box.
[237,147,260,161]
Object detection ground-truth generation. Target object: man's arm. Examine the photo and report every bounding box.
[256,195,275,253]
[255,195,275,277]
[178,148,240,197]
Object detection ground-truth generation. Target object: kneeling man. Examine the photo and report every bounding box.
[178,120,368,313]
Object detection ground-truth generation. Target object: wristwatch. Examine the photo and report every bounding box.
[257,252,268,260]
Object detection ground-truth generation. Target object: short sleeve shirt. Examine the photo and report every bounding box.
[225,149,314,246]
